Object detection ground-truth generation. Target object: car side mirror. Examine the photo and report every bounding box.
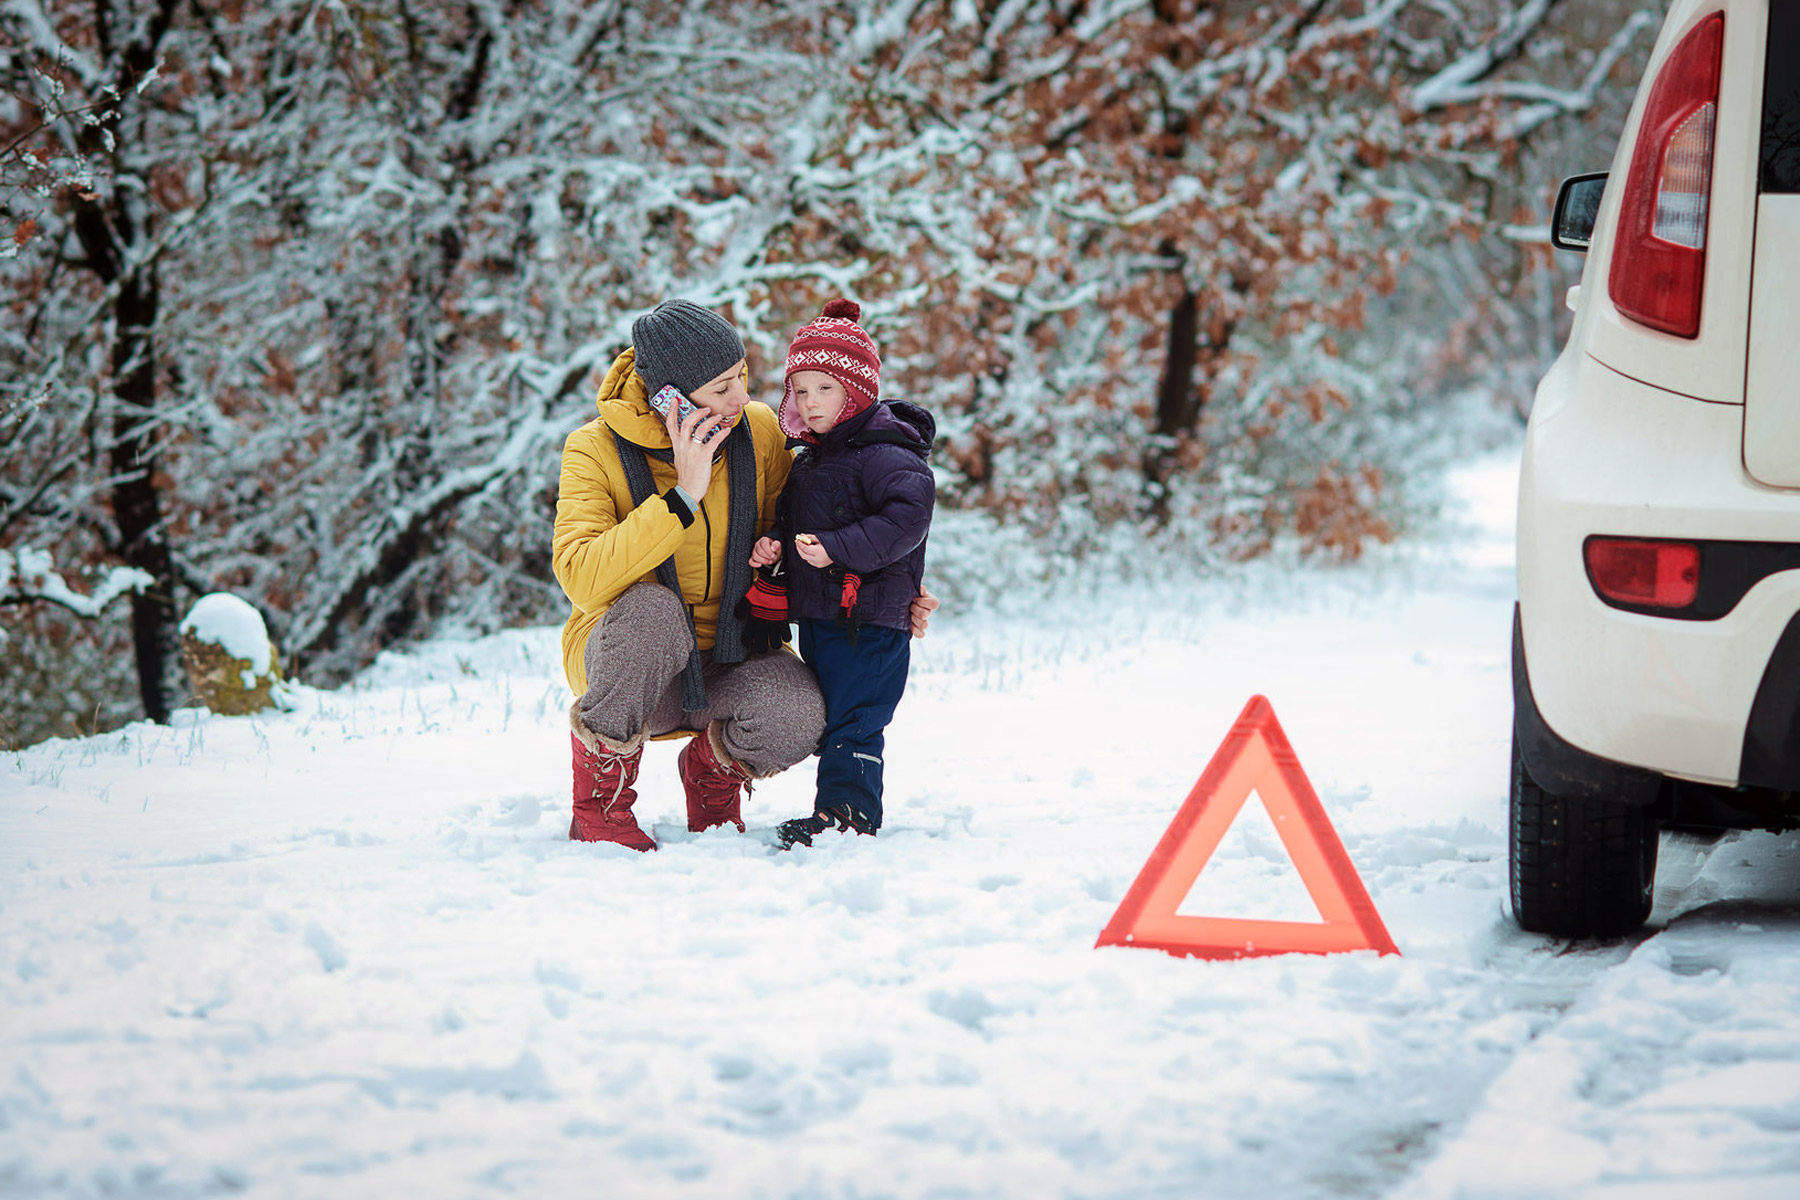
[1551,173,1607,252]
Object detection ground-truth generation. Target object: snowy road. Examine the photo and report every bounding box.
[4,455,1799,1199]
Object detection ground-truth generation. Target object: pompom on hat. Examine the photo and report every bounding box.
[778,298,882,440]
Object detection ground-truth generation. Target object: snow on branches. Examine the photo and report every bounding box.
[751,0,1650,557]
[0,547,151,632]
[1,0,1657,731]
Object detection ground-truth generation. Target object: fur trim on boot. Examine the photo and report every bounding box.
[569,702,646,759]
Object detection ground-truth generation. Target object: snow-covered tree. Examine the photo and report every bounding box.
[1,0,1660,743]
[2,0,255,723]
[750,0,1659,560]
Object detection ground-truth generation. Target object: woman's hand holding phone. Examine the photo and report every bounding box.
[664,400,728,501]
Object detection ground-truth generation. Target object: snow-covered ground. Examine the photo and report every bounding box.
[5,451,1800,1199]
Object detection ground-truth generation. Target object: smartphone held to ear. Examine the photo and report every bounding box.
[649,383,701,425]
[651,382,717,438]
[650,383,731,445]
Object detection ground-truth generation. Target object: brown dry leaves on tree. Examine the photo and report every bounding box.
[768,0,1433,553]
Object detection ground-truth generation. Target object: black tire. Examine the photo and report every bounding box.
[1509,732,1659,937]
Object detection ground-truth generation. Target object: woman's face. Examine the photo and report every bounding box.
[690,360,750,424]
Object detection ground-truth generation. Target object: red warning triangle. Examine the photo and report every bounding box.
[1096,695,1398,960]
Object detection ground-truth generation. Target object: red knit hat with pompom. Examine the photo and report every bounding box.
[778,298,881,440]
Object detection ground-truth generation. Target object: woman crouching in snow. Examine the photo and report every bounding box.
[551,299,936,850]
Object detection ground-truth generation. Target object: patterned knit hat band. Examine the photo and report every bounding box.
[780,299,880,438]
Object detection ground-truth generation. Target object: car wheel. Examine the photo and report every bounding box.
[1509,732,1659,937]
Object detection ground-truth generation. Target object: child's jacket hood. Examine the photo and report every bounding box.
[805,397,935,455]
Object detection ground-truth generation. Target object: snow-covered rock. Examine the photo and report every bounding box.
[177,592,281,714]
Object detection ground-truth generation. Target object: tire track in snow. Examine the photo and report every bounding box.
[1392,831,1800,1199]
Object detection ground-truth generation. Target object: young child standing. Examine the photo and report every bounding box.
[749,299,935,849]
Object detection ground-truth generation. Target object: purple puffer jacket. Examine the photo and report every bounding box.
[776,400,935,632]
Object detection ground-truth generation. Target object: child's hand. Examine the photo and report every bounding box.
[750,536,782,568]
[795,533,833,568]
[909,584,939,637]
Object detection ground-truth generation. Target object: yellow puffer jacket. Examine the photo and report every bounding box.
[554,348,792,695]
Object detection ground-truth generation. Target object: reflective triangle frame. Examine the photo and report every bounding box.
[1096,695,1399,960]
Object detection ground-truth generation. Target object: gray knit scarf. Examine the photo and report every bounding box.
[612,419,757,714]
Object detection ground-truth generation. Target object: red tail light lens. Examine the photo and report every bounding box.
[1607,13,1723,338]
[1585,538,1701,609]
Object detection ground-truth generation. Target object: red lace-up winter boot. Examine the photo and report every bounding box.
[678,721,753,833]
[569,706,654,851]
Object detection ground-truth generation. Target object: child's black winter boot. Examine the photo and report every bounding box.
[777,803,877,849]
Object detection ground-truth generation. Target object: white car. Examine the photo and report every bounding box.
[1515,0,1799,936]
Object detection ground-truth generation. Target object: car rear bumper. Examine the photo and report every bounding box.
[1519,350,1800,786]
[1512,606,1664,805]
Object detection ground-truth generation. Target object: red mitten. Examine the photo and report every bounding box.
[837,571,863,644]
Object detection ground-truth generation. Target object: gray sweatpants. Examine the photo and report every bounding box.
[576,582,825,777]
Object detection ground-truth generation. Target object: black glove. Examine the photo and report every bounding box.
[735,562,791,653]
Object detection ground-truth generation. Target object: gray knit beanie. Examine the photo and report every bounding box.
[630,300,746,398]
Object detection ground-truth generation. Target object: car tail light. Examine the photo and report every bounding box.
[1585,538,1701,609]
[1607,13,1724,338]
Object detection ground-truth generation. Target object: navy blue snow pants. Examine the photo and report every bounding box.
[797,618,911,830]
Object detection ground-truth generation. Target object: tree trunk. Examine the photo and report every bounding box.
[109,259,178,722]
[72,0,184,723]
[1144,253,1201,524]
[1155,285,1201,438]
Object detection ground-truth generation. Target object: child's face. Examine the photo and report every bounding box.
[792,370,847,434]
